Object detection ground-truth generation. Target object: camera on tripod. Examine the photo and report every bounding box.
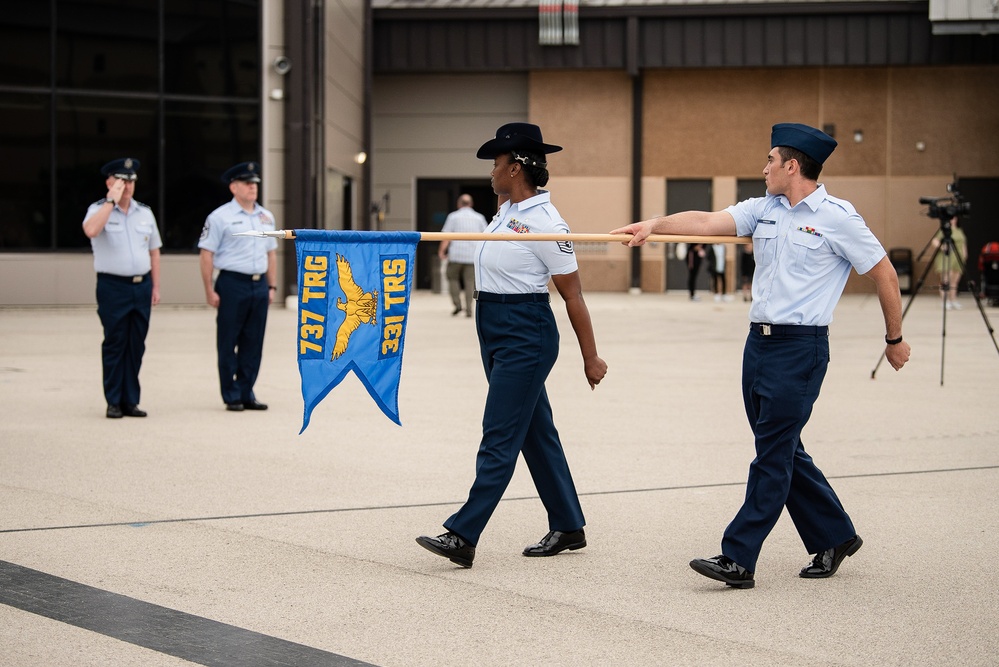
[919,181,971,225]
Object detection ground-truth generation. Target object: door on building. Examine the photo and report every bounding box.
[665,180,712,295]
[414,179,495,291]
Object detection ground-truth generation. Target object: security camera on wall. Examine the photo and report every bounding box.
[272,56,292,75]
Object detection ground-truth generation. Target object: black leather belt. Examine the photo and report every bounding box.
[751,323,829,336]
[98,272,148,284]
[219,270,263,281]
[474,291,550,303]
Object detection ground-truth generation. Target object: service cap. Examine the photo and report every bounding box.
[101,157,140,180]
[771,123,837,164]
[222,161,262,184]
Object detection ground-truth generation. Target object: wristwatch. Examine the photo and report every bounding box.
[885,334,903,345]
[106,198,116,206]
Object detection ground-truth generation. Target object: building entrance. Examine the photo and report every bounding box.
[414,179,495,291]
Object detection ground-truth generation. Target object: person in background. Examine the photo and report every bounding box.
[710,243,733,302]
[687,243,706,301]
[613,123,910,589]
[198,161,278,412]
[438,193,488,317]
[417,123,607,568]
[930,215,967,310]
[82,158,161,419]
[740,240,755,302]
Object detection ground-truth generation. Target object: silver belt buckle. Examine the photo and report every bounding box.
[251,274,262,281]
[132,275,142,284]
[761,324,771,336]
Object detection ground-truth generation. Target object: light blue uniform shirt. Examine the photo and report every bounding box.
[198,199,278,274]
[475,190,577,294]
[727,184,886,326]
[441,206,488,264]
[84,199,162,276]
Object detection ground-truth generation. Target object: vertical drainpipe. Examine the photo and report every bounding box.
[283,0,317,294]
[362,0,373,230]
[283,0,301,295]
[628,15,643,292]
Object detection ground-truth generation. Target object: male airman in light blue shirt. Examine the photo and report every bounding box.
[613,123,911,589]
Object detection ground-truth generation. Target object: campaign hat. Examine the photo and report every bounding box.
[101,157,140,180]
[770,123,837,164]
[222,161,262,184]
[476,123,563,159]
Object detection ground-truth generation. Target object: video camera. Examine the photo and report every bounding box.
[919,180,971,223]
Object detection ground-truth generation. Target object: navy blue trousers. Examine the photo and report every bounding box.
[721,329,856,572]
[444,299,585,546]
[96,273,151,407]
[214,271,269,404]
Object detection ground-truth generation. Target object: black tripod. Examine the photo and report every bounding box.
[872,219,999,385]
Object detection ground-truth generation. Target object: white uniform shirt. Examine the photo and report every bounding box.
[475,190,577,294]
[441,206,488,264]
[84,199,162,275]
[727,184,886,326]
[198,199,278,274]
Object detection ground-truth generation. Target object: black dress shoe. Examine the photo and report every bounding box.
[242,399,268,411]
[226,402,245,412]
[415,531,475,568]
[689,555,755,589]
[121,404,147,417]
[451,306,462,316]
[522,530,586,557]
[800,534,863,578]
[106,404,123,419]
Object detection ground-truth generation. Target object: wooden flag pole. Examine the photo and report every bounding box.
[236,230,749,244]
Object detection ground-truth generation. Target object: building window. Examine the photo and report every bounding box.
[0,0,261,252]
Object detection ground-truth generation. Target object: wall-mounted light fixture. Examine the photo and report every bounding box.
[354,151,367,165]
[853,129,864,143]
[269,88,284,101]
[916,141,927,152]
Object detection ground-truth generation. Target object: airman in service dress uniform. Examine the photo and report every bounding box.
[417,123,608,567]
[614,123,911,588]
[198,161,278,412]
[82,158,162,419]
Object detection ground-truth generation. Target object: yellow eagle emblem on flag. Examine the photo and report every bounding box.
[331,253,379,360]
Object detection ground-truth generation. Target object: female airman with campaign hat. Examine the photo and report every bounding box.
[416,123,608,567]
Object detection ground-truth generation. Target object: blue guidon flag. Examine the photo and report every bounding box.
[294,229,420,432]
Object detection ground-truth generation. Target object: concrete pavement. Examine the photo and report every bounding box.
[1,289,998,666]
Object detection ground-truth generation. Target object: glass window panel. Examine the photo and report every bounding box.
[56,94,158,249]
[165,0,260,97]
[0,6,52,86]
[55,0,158,92]
[0,94,52,249]
[162,99,260,250]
